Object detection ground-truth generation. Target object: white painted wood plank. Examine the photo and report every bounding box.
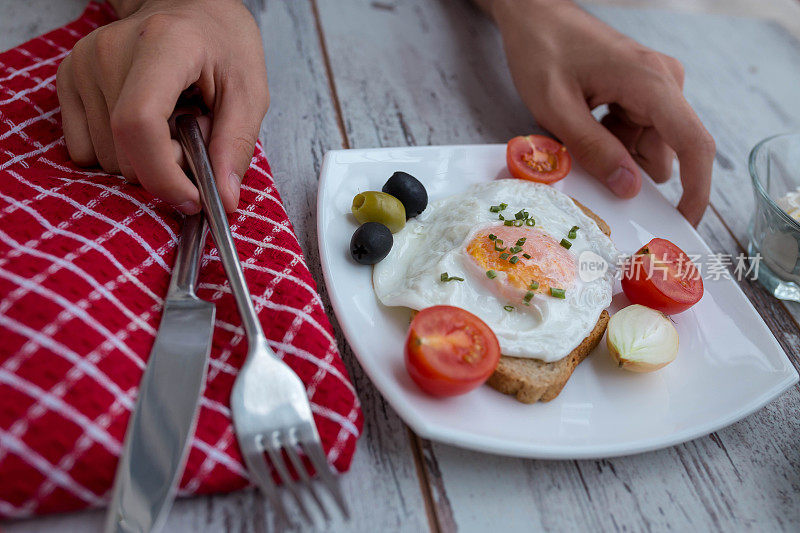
[0,0,85,53]
[315,1,800,531]
[257,2,430,530]
[583,0,800,40]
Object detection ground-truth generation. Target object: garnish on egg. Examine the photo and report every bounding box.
[524,291,534,303]
[440,272,464,282]
[550,287,566,299]
[568,225,579,239]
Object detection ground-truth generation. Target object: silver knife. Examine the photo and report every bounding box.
[105,213,215,533]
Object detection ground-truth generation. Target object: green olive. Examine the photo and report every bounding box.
[351,191,406,233]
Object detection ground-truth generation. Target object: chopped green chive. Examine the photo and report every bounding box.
[560,238,572,249]
[440,272,448,281]
[568,225,579,239]
[499,203,508,210]
[494,242,507,251]
[522,253,531,259]
[513,220,523,227]
[486,270,497,279]
[525,218,535,226]
[499,252,509,260]
[516,238,527,246]
[440,272,464,282]
[524,291,534,303]
[529,281,539,290]
[498,214,505,220]
[504,220,514,226]
[514,210,526,220]
[488,234,497,241]
[550,287,566,299]
[503,305,514,312]
[509,256,519,264]
[509,246,522,254]
[489,205,501,213]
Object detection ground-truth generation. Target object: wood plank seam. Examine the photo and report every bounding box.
[408,429,445,533]
[307,1,444,530]
[309,0,351,150]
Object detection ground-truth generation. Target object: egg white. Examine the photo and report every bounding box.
[372,179,618,362]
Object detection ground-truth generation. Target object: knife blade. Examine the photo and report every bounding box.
[105,213,214,533]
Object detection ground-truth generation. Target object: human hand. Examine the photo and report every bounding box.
[56,0,269,214]
[489,0,715,225]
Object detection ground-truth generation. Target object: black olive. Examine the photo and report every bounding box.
[382,171,428,218]
[350,222,393,264]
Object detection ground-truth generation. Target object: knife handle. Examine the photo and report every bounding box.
[167,213,206,300]
[175,114,265,344]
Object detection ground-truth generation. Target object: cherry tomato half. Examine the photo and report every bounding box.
[621,238,704,315]
[506,135,572,184]
[405,306,501,397]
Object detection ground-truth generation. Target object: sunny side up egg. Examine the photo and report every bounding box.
[373,179,618,362]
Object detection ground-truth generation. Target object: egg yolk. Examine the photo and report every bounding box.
[466,226,576,294]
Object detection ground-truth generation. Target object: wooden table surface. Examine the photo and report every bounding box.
[2,1,800,531]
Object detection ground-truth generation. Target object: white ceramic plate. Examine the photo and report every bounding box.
[317,144,798,459]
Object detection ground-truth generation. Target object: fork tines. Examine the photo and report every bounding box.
[244,429,349,525]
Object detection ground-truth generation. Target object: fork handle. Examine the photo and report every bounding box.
[176,114,265,343]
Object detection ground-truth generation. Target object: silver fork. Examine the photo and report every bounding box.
[175,115,349,524]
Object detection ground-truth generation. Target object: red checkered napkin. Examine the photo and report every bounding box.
[0,1,362,518]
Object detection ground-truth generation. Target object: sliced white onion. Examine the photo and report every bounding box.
[606,304,679,372]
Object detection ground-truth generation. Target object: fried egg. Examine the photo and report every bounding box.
[372,179,618,362]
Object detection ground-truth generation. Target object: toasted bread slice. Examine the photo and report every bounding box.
[487,310,609,403]
[486,199,612,404]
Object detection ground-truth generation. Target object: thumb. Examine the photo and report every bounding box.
[207,84,269,213]
[538,92,641,198]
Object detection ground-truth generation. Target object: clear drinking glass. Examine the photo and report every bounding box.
[748,133,800,301]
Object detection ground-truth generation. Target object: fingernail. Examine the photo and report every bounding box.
[228,172,242,209]
[228,171,242,195]
[607,166,637,198]
[176,200,200,215]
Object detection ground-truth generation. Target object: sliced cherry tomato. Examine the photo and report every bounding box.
[405,305,501,397]
[506,135,572,184]
[621,238,704,315]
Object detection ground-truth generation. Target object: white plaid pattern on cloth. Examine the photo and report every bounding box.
[0,1,362,518]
